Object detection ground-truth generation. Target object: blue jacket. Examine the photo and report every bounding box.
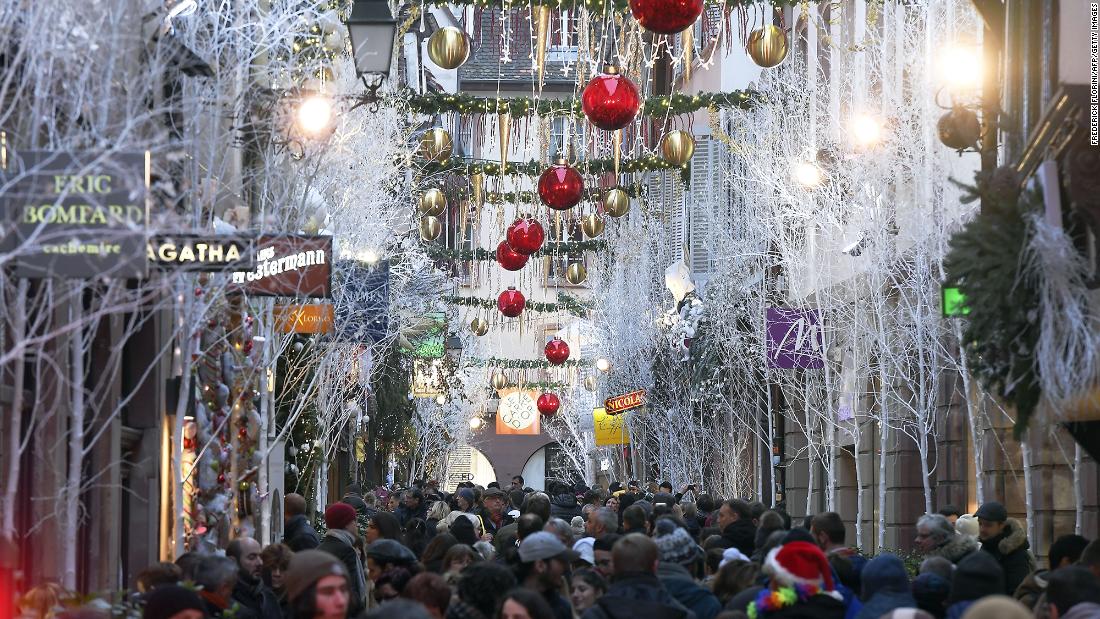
[855,553,915,619]
[657,563,722,619]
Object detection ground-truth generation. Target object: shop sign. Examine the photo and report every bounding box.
[766,307,825,369]
[231,234,332,298]
[604,389,645,415]
[1,150,149,278]
[942,286,970,318]
[275,303,335,334]
[496,388,541,436]
[149,234,253,271]
[593,407,631,446]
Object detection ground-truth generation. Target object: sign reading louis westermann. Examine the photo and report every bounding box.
[230,234,332,298]
[2,151,149,278]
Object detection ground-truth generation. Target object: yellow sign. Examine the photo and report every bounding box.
[593,407,630,446]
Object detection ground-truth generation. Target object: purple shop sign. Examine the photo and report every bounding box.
[766,307,825,369]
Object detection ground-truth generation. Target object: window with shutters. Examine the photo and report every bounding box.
[687,136,723,282]
[546,10,579,63]
[647,169,687,262]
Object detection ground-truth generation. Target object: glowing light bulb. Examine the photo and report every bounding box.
[596,358,611,373]
[436,394,447,405]
[939,45,982,90]
[363,249,380,264]
[297,95,334,135]
[469,417,483,429]
[851,115,883,147]
[793,161,824,189]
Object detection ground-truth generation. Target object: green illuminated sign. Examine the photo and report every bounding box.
[942,286,970,317]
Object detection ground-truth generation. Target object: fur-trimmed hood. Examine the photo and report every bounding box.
[994,518,1030,555]
[928,533,980,563]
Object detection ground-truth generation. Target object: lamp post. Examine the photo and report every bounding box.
[346,0,397,108]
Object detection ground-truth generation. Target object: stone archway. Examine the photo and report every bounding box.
[468,429,556,491]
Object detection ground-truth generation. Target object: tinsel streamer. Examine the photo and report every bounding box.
[682,26,694,81]
[535,5,551,88]
[499,112,511,169]
[613,129,622,177]
[1027,214,1100,407]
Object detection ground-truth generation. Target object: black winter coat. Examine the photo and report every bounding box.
[581,573,697,619]
[550,493,582,521]
[283,514,320,551]
[980,518,1035,596]
[759,595,847,619]
[231,576,282,619]
[316,535,366,617]
[719,520,756,557]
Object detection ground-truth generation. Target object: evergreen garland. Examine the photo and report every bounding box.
[408,91,762,117]
[484,183,644,204]
[418,155,687,180]
[420,0,811,12]
[944,167,1042,437]
[426,239,608,261]
[468,357,594,369]
[442,291,592,317]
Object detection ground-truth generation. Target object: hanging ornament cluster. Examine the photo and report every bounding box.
[628,0,703,34]
[506,217,545,255]
[581,66,641,131]
[419,188,447,216]
[420,129,453,162]
[746,25,789,68]
[427,26,470,70]
[601,188,630,218]
[544,336,570,365]
[420,216,442,240]
[491,372,509,390]
[496,241,528,271]
[470,317,489,336]
[537,392,561,416]
[498,287,526,317]
[538,161,585,210]
[582,213,605,238]
[661,130,696,166]
[565,263,588,285]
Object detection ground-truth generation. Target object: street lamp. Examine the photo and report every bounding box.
[445,336,463,363]
[346,0,397,105]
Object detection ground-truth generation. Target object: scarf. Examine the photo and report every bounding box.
[325,528,368,603]
[748,584,825,619]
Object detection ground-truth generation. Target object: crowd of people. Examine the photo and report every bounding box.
[109,478,1100,619]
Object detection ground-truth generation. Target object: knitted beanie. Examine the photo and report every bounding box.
[324,502,357,530]
[654,526,703,565]
[283,550,348,602]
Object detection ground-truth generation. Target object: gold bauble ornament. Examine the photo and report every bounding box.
[583,375,597,391]
[420,128,453,162]
[419,188,447,216]
[470,317,489,336]
[582,214,605,238]
[661,130,696,166]
[419,216,442,241]
[491,372,508,390]
[601,188,630,218]
[937,107,981,150]
[746,25,788,68]
[427,27,470,70]
[566,263,588,285]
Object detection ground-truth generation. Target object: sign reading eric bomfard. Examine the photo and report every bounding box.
[2,151,149,278]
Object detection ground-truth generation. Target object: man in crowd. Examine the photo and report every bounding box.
[226,537,281,619]
[622,504,649,536]
[937,505,962,525]
[341,483,374,519]
[318,502,368,616]
[283,492,320,551]
[974,501,1034,595]
[810,512,867,584]
[396,488,428,527]
[585,508,619,540]
[194,555,240,618]
[581,533,695,619]
[1046,566,1100,619]
[914,513,978,564]
[1014,533,1089,610]
[592,534,620,580]
[716,499,756,556]
[653,520,720,619]
[478,487,513,538]
[511,475,525,492]
[517,531,577,619]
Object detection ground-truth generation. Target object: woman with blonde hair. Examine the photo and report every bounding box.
[426,500,450,534]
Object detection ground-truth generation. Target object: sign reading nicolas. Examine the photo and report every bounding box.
[149,235,253,271]
[604,389,646,415]
[231,234,332,298]
[2,151,149,278]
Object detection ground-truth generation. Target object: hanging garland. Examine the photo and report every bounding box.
[426,239,608,261]
[419,0,809,12]
[443,291,592,317]
[468,357,594,369]
[408,91,762,117]
[420,155,686,178]
[944,167,1041,437]
[486,183,644,204]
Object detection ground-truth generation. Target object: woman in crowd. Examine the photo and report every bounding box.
[569,570,607,617]
[367,512,403,544]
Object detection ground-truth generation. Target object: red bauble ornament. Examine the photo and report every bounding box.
[506,218,545,255]
[217,473,226,484]
[544,336,570,365]
[537,392,561,416]
[538,162,585,210]
[496,241,529,271]
[497,287,526,318]
[581,67,641,131]
[628,0,703,34]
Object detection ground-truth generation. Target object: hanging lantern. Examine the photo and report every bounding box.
[419,188,447,216]
[470,317,489,336]
[565,263,588,285]
[420,128,453,162]
[496,241,529,271]
[628,0,703,34]
[544,336,570,365]
[538,161,585,210]
[746,25,788,68]
[506,217,546,255]
[583,375,598,391]
[660,130,696,166]
[498,287,526,317]
[419,216,442,240]
[581,65,642,131]
[581,213,605,238]
[537,392,561,416]
[937,107,981,150]
[601,188,630,217]
[491,372,508,390]
[427,26,470,70]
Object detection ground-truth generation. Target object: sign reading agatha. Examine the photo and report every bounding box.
[766,307,825,369]
[231,235,332,298]
[604,390,646,415]
[1,151,148,278]
[149,235,253,271]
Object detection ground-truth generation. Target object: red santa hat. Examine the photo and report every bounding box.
[764,541,843,599]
